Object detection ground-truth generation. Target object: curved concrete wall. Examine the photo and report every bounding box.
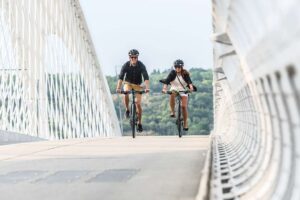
[211,0,300,199]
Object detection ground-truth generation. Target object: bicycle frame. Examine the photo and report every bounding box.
[166,90,190,137]
[121,89,145,138]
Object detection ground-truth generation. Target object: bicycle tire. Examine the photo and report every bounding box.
[177,98,182,138]
[131,103,136,138]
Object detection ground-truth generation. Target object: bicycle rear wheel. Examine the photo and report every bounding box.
[131,103,136,138]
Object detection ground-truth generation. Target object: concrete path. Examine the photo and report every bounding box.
[0,136,209,200]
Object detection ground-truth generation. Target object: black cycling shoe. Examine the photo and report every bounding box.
[170,114,175,118]
[183,127,189,131]
[137,124,143,132]
[125,110,130,119]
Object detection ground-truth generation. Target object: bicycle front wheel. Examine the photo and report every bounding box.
[131,103,136,138]
[177,100,182,138]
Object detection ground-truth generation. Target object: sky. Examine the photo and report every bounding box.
[79,0,213,76]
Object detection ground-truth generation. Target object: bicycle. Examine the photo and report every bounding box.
[165,90,190,138]
[121,89,145,138]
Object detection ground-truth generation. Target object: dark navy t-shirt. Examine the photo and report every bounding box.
[118,61,149,85]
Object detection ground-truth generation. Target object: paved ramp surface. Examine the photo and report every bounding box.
[0,136,209,200]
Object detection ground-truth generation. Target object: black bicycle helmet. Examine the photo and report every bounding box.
[174,59,184,67]
[128,49,139,56]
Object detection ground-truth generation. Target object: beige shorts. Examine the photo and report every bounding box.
[123,82,143,92]
[123,82,143,103]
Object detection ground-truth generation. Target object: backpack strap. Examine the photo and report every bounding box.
[176,74,187,89]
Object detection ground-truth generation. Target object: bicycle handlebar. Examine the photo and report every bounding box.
[164,90,191,95]
[120,90,146,95]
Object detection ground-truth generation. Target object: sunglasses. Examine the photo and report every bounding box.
[175,65,183,68]
[130,57,138,59]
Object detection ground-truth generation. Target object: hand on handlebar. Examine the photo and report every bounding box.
[116,88,121,93]
[189,85,194,92]
[161,87,167,94]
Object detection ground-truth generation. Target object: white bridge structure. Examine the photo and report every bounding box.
[1,0,300,200]
[210,0,300,199]
[0,0,120,140]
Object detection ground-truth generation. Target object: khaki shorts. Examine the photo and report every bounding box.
[123,82,143,103]
[123,82,143,92]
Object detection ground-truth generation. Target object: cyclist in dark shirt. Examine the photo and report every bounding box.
[116,49,150,132]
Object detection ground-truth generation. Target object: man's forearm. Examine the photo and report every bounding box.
[116,80,123,89]
[144,80,150,89]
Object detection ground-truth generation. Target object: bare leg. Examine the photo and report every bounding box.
[123,84,130,112]
[169,94,175,115]
[123,94,129,111]
[136,94,142,124]
[181,96,188,128]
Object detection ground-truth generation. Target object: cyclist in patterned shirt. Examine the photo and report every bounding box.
[161,59,195,131]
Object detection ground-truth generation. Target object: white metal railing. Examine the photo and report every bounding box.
[210,0,300,199]
[0,0,121,139]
